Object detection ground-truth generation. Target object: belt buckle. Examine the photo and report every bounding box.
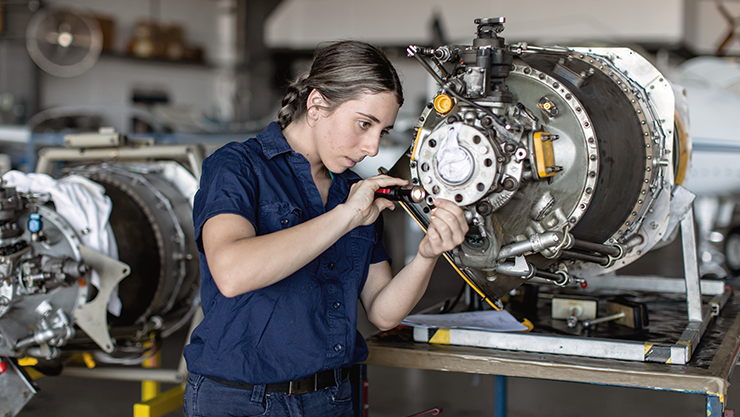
[288,373,317,395]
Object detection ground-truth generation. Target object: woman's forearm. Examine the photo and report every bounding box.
[205,205,356,297]
[363,253,439,330]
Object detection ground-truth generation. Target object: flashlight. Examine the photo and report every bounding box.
[374,185,427,203]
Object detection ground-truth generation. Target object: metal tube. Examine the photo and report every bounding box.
[583,312,625,328]
[560,250,609,265]
[61,367,184,383]
[533,270,562,281]
[496,232,561,260]
[571,239,621,257]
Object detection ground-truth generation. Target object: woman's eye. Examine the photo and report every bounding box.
[380,130,390,137]
[359,121,370,129]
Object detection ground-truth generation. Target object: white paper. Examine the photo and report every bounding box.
[402,309,528,332]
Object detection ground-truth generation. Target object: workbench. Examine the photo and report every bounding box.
[364,290,740,417]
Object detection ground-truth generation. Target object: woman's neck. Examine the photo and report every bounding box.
[283,120,325,179]
[283,121,332,205]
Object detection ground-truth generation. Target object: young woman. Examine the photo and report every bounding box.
[183,40,468,417]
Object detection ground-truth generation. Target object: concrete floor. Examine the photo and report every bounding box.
[16,237,740,417]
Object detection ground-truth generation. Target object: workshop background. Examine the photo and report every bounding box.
[2,0,740,416]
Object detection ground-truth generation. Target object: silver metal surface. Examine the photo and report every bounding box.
[35,144,205,179]
[74,245,130,353]
[0,360,36,416]
[682,208,704,322]
[585,275,726,295]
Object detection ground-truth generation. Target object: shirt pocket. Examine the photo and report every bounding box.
[349,224,377,260]
[257,201,303,235]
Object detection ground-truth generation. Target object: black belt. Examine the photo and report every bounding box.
[206,367,351,395]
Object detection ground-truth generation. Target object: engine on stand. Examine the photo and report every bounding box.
[0,133,202,416]
[392,17,692,308]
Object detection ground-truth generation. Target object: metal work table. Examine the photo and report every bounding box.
[364,292,740,417]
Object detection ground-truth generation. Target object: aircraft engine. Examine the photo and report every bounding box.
[393,17,691,306]
[0,155,200,416]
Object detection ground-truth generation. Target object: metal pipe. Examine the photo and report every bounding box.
[560,250,609,265]
[532,269,562,281]
[571,239,621,257]
[61,367,184,383]
[497,232,562,260]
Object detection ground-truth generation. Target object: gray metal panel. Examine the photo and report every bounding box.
[0,360,36,417]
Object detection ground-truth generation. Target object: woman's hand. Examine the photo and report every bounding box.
[343,175,408,228]
[418,199,468,260]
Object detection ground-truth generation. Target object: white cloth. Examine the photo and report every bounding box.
[2,171,121,315]
[436,122,473,184]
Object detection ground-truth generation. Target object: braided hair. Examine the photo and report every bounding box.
[277,41,404,129]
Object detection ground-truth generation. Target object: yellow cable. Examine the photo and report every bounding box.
[398,201,501,311]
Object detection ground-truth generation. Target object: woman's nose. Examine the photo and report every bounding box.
[361,135,380,157]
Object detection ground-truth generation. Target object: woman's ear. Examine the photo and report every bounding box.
[306,89,327,119]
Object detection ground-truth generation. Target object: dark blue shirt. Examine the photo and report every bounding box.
[184,122,390,384]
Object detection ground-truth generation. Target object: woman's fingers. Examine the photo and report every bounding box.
[420,198,469,258]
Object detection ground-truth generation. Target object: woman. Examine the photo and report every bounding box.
[183,40,468,417]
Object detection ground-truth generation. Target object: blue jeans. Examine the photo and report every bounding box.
[183,372,354,417]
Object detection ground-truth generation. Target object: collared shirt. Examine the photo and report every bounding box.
[184,122,390,384]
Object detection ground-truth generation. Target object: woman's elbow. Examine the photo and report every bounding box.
[211,267,248,298]
[368,314,399,332]
[214,277,241,298]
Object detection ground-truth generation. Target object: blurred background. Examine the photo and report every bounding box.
[5,0,740,416]
[0,0,734,172]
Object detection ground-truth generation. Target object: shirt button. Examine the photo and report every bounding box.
[333,302,341,309]
[328,262,335,270]
[333,344,343,352]
[280,218,289,226]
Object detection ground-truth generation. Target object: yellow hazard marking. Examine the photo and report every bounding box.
[644,343,653,357]
[429,328,451,345]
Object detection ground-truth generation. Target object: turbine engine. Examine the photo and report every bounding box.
[394,17,690,306]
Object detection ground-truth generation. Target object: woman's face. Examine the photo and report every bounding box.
[314,91,400,173]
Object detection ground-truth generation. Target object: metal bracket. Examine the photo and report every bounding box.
[75,245,130,353]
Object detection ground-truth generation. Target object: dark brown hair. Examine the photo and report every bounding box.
[277,40,404,129]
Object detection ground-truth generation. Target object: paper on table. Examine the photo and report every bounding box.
[402,309,528,332]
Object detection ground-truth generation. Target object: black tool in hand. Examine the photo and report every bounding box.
[374,185,426,203]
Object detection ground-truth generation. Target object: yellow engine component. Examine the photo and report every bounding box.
[532,131,557,178]
[433,94,454,114]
